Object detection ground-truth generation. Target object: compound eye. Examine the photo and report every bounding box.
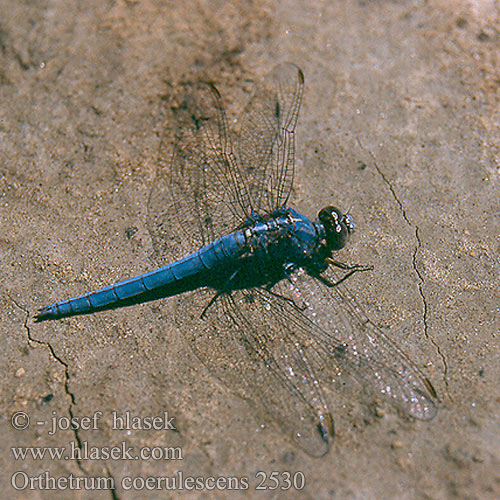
[318,206,353,251]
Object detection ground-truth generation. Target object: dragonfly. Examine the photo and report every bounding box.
[36,63,437,456]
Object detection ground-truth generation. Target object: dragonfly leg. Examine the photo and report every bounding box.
[200,268,241,319]
[200,291,222,319]
[263,264,307,311]
[265,287,307,312]
[317,260,373,288]
[325,257,373,272]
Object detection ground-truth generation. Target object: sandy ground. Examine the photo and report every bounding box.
[1,0,500,498]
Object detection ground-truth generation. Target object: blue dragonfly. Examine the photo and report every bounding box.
[36,64,437,455]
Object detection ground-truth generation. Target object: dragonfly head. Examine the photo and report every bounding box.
[318,206,355,251]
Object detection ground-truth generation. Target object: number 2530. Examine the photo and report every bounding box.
[255,471,305,490]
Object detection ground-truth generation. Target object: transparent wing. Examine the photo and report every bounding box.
[173,287,334,457]
[165,268,436,456]
[274,270,438,420]
[148,81,252,263]
[147,64,304,263]
[173,265,436,457]
[234,62,304,213]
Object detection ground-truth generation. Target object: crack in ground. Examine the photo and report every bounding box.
[356,141,450,397]
[105,464,121,500]
[11,296,122,500]
[9,295,88,475]
[413,227,451,398]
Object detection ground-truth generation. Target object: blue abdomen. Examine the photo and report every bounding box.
[35,232,246,321]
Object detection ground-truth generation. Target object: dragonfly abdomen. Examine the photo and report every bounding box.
[35,232,246,321]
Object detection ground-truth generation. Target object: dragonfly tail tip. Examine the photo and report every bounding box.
[34,307,53,322]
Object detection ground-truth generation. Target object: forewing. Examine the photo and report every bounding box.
[148,64,305,263]
[234,63,304,213]
[273,270,438,420]
[148,82,252,263]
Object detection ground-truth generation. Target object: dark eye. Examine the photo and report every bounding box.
[318,206,354,251]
